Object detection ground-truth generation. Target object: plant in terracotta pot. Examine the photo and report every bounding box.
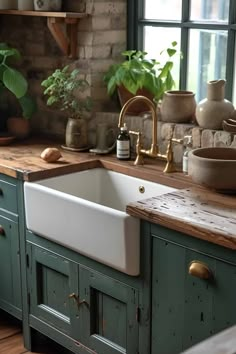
[41,65,92,150]
[0,43,37,139]
[103,41,178,114]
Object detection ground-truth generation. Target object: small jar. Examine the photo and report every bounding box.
[116,123,130,160]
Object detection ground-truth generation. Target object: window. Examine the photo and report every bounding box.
[127,0,236,103]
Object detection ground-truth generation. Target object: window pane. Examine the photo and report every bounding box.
[144,0,181,20]
[190,0,229,22]
[187,29,227,102]
[143,27,181,88]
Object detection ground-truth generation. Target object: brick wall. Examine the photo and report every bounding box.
[0,0,126,138]
[0,1,234,164]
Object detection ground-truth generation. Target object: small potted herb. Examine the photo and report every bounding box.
[41,65,92,150]
[103,42,178,114]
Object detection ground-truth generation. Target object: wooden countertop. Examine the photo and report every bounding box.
[1,138,236,250]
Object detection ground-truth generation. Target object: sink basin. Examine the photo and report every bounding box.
[188,147,236,191]
[24,168,175,275]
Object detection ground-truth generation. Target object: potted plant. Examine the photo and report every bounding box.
[103,41,178,114]
[0,43,37,139]
[41,65,92,150]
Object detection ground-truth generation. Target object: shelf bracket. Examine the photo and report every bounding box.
[47,17,78,59]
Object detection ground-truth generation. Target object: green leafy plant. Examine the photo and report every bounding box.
[103,41,178,104]
[41,65,92,119]
[0,42,36,119]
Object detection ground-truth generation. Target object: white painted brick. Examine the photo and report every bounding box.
[214,131,232,147]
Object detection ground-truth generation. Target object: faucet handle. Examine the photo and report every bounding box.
[129,130,144,165]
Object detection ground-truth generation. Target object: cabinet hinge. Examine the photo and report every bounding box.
[136,306,140,323]
[27,293,30,307]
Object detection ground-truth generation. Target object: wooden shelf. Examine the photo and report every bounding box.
[0,10,88,58]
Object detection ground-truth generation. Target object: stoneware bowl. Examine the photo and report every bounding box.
[188,147,236,192]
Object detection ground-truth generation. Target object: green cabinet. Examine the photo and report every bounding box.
[150,223,236,354]
[26,232,144,354]
[0,175,22,319]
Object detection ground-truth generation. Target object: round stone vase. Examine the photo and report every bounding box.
[196,80,234,129]
[160,90,196,123]
[65,118,88,151]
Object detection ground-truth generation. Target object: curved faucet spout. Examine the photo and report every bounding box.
[118,95,158,154]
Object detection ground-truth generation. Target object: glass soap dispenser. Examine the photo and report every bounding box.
[116,123,131,160]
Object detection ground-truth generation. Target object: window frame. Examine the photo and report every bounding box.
[127,0,236,101]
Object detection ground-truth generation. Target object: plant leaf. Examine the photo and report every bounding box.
[3,68,27,98]
[19,95,37,119]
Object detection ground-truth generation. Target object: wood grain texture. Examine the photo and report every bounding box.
[182,325,236,354]
[127,187,236,250]
[0,138,235,251]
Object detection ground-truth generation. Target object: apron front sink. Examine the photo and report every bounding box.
[24,168,175,275]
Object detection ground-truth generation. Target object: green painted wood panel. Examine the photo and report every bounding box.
[151,232,236,354]
[79,266,139,354]
[0,178,18,214]
[28,244,79,337]
[0,214,21,316]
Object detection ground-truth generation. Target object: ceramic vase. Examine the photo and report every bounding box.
[160,90,196,123]
[33,0,62,11]
[196,79,234,130]
[65,118,88,151]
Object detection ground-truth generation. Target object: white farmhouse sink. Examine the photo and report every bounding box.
[24,168,175,275]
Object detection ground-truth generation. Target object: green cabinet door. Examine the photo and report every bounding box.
[78,266,139,354]
[151,234,236,354]
[27,243,79,336]
[0,214,22,317]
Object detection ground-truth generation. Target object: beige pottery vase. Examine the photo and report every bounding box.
[7,117,30,139]
[196,79,234,129]
[160,90,196,123]
[65,118,88,150]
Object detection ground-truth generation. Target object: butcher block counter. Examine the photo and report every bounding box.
[0,138,235,251]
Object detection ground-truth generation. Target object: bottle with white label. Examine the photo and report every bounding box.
[183,135,193,174]
[116,123,130,160]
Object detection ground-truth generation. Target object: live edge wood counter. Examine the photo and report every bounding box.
[0,138,235,251]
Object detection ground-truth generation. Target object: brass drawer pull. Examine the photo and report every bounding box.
[69,293,90,310]
[188,260,212,280]
[0,226,5,236]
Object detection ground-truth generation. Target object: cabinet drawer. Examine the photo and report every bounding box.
[0,179,17,214]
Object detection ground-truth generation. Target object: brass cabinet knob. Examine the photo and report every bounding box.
[188,260,212,280]
[0,226,5,236]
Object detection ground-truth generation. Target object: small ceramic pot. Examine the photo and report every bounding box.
[65,118,88,150]
[33,0,62,11]
[160,90,196,123]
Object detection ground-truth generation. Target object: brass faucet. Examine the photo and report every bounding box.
[118,95,180,173]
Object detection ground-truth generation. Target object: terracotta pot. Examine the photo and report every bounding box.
[117,85,155,115]
[196,80,234,129]
[7,117,30,139]
[160,90,196,123]
[65,118,88,150]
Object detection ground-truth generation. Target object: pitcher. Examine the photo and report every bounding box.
[90,123,116,154]
[196,80,234,129]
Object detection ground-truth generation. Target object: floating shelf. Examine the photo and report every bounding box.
[0,10,88,58]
